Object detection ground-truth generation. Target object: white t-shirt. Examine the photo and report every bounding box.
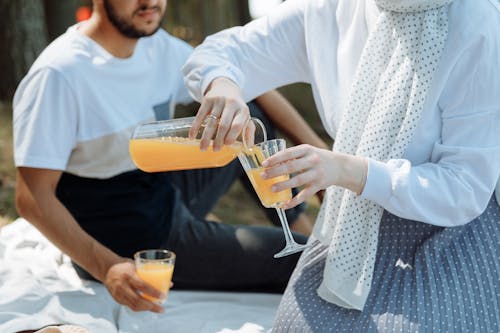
[14,25,193,179]
[183,0,500,226]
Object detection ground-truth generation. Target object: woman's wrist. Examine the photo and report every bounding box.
[205,77,240,96]
[336,153,368,195]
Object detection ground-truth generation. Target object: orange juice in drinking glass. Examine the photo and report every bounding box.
[134,249,175,304]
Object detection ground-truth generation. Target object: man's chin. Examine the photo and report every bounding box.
[121,25,160,38]
[134,23,162,37]
[140,27,161,37]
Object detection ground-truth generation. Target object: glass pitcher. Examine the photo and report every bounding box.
[129,116,267,172]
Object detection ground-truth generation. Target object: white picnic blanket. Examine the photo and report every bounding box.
[0,219,281,333]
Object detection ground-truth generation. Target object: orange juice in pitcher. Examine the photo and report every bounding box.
[129,116,266,172]
[130,137,241,172]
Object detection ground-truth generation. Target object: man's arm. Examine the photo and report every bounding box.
[16,167,165,313]
[255,90,329,149]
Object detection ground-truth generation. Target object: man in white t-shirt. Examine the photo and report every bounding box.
[13,0,327,313]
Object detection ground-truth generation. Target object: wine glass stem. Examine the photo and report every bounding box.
[275,207,297,245]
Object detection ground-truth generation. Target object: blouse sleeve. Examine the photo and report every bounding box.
[182,0,311,102]
[361,37,500,227]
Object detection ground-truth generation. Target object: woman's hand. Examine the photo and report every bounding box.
[189,77,250,151]
[261,144,368,209]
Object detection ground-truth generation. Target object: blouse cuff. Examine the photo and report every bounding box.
[360,158,393,205]
[200,69,244,100]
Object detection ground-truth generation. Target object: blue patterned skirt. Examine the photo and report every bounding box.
[273,196,499,332]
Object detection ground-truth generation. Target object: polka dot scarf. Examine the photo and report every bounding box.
[313,0,453,310]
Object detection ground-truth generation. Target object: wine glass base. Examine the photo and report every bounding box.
[273,243,309,258]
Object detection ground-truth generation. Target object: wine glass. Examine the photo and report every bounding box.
[238,139,308,258]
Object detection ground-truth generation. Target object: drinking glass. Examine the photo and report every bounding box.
[134,249,176,304]
[129,116,266,172]
[238,139,308,258]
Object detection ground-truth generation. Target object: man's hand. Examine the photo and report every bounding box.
[104,260,165,313]
[16,168,166,314]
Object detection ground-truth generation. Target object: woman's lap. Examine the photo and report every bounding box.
[273,196,499,332]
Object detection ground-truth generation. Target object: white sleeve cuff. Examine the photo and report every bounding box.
[199,69,243,101]
[360,158,393,206]
[14,154,67,171]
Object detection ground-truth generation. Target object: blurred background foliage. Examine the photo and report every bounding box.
[0,0,327,225]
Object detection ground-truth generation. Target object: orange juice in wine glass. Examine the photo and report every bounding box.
[238,139,308,258]
[245,167,292,208]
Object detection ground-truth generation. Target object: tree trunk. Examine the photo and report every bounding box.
[44,0,79,42]
[238,0,251,25]
[166,0,250,45]
[0,0,48,101]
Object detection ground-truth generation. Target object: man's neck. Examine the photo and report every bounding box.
[79,16,138,59]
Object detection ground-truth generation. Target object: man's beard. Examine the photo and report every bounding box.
[103,1,163,38]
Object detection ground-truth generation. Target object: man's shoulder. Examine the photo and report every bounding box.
[29,28,90,75]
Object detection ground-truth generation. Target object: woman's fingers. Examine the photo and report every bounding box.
[193,97,249,151]
[189,99,213,140]
[262,153,316,180]
[223,105,250,146]
[199,98,224,150]
[262,145,310,168]
[283,186,318,209]
[258,146,326,209]
[213,101,248,151]
[271,169,317,193]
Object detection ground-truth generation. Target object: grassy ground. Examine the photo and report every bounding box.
[0,85,325,228]
[0,102,16,227]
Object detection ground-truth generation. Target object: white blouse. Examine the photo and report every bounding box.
[183,0,500,227]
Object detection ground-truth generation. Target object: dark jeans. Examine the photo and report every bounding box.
[73,160,307,293]
[72,102,307,293]
[161,102,307,293]
[168,101,305,228]
[163,161,307,293]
